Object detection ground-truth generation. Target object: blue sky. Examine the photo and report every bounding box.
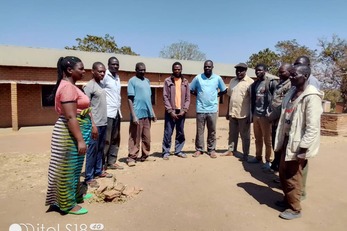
[1,0,346,64]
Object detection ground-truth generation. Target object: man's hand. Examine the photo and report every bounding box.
[77,140,87,155]
[91,125,98,140]
[297,148,308,159]
[152,116,157,122]
[170,112,179,120]
[132,116,139,125]
[225,114,230,120]
[177,111,185,118]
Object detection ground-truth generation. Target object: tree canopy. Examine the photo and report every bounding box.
[275,39,316,64]
[247,40,316,75]
[159,40,206,61]
[247,36,347,112]
[246,48,279,75]
[316,35,347,111]
[65,34,138,56]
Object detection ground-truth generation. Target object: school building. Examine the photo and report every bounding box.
[0,45,277,130]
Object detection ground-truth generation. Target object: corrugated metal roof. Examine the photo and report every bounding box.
[0,45,278,79]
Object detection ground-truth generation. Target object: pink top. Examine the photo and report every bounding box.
[55,80,90,115]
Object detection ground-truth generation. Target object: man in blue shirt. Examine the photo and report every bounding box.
[190,60,227,158]
[127,62,157,167]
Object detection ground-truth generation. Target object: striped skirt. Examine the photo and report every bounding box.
[45,111,92,210]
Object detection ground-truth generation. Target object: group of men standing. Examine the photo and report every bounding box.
[83,55,322,221]
[221,56,322,220]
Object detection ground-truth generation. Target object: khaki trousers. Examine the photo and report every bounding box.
[253,115,272,162]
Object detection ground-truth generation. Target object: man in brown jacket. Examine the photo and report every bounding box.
[161,62,190,160]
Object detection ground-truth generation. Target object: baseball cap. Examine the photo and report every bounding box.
[234,63,248,69]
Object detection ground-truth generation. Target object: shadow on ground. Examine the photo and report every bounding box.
[237,182,283,211]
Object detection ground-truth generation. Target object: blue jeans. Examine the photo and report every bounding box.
[85,125,107,182]
[162,111,186,155]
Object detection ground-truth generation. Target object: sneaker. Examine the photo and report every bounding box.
[163,153,170,160]
[247,157,260,163]
[262,162,271,170]
[175,152,187,158]
[279,209,302,220]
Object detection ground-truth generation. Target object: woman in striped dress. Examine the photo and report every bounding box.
[45,56,95,215]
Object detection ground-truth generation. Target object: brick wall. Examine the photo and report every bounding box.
[0,66,230,128]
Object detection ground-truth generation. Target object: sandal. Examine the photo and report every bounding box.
[95,172,113,178]
[61,206,88,215]
[193,151,202,158]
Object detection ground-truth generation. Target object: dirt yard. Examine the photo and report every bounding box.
[0,118,346,231]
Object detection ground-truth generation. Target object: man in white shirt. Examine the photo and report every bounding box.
[102,57,124,170]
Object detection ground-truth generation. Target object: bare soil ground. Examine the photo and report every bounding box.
[0,118,346,231]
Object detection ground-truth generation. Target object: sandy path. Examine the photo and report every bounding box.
[0,118,346,231]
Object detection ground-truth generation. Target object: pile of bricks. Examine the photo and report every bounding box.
[88,177,143,203]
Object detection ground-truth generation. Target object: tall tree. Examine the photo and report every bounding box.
[246,48,279,75]
[159,40,206,61]
[65,34,138,55]
[317,35,347,111]
[247,40,316,76]
[275,39,316,64]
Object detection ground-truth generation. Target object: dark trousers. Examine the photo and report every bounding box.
[104,112,121,167]
[195,112,217,153]
[162,110,186,155]
[227,117,250,156]
[85,125,107,182]
[279,136,308,212]
[128,117,151,161]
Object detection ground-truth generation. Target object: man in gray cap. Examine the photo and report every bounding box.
[221,63,254,160]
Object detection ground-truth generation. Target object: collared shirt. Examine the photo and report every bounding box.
[190,73,227,113]
[227,75,253,119]
[101,70,122,118]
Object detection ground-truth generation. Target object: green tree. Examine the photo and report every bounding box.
[65,34,138,55]
[159,40,206,61]
[275,39,316,64]
[247,40,317,76]
[246,48,279,75]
